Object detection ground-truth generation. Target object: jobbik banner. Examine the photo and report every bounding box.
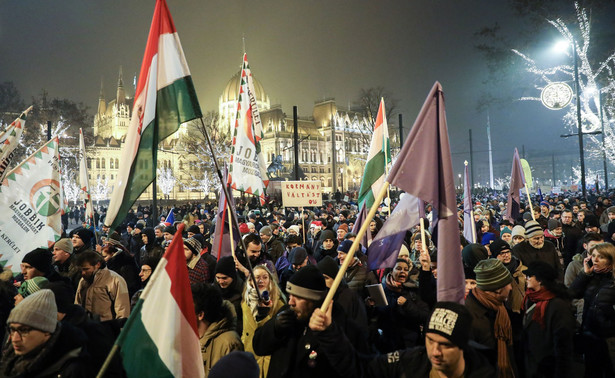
[281,181,323,207]
[0,137,62,272]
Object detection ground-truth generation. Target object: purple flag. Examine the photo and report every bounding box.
[506,148,526,222]
[367,193,420,270]
[212,168,240,260]
[463,163,474,243]
[386,82,464,304]
[352,204,371,248]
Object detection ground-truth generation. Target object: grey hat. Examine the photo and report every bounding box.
[7,289,57,333]
[511,225,525,238]
[259,226,272,236]
[54,238,73,254]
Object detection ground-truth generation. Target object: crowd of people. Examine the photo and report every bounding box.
[1,189,615,377]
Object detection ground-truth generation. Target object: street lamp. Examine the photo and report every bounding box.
[553,39,586,198]
[458,173,462,190]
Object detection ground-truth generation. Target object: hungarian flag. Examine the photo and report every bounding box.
[0,106,31,182]
[357,98,390,210]
[116,223,204,377]
[78,128,95,227]
[106,0,201,229]
[228,53,268,205]
[0,137,62,272]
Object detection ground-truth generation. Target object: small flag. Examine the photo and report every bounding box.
[227,53,269,205]
[386,82,464,303]
[105,0,202,229]
[506,148,526,222]
[0,106,31,182]
[117,223,204,377]
[165,208,175,225]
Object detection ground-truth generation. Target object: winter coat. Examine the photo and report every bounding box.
[106,250,140,298]
[522,295,575,378]
[200,301,243,377]
[505,257,528,314]
[252,304,362,378]
[512,240,563,282]
[569,270,615,337]
[344,259,376,296]
[187,254,210,285]
[365,344,495,378]
[53,256,81,291]
[215,277,244,335]
[241,297,285,378]
[314,245,337,262]
[0,323,90,378]
[75,267,131,322]
[265,237,285,264]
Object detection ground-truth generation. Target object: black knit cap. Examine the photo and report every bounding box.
[187,225,200,235]
[163,225,176,235]
[522,261,558,283]
[22,248,53,274]
[426,302,473,349]
[320,229,336,242]
[289,247,308,265]
[316,256,339,279]
[286,265,326,301]
[337,239,353,254]
[209,351,259,378]
[70,227,94,246]
[214,256,237,280]
[489,239,511,258]
[47,281,74,314]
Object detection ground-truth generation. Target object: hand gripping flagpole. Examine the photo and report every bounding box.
[199,117,261,297]
[321,181,390,312]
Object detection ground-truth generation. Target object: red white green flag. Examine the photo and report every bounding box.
[227,53,269,205]
[105,0,202,229]
[0,137,62,272]
[78,128,94,227]
[116,223,204,377]
[0,106,31,183]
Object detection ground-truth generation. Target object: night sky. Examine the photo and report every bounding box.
[0,1,597,184]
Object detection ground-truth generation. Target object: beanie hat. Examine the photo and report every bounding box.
[489,239,512,258]
[286,265,326,301]
[135,223,145,230]
[22,249,53,274]
[481,232,496,246]
[214,256,237,280]
[337,223,348,232]
[584,214,600,228]
[287,225,301,235]
[106,232,122,247]
[522,261,558,283]
[141,255,160,272]
[426,302,473,349]
[71,227,93,246]
[239,223,250,234]
[7,289,57,333]
[18,276,49,298]
[163,225,176,235]
[320,229,336,242]
[337,239,353,254]
[187,225,200,235]
[500,227,512,236]
[540,201,550,208]
[547,219,562,231]
[607,206,615,215]
[524,221,543,239]
[259,226,272,236]
[47,282,74,314]
[317,256,339,279]
[183,237,202,256]
[209,351,259,378]
[474,259,513,291]
[511,225,525,238]
[310,221,323,229]
[54,238,73,255]
[289,247,308,265]
[522,212,533,221]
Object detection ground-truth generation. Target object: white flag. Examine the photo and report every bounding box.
[0,106,31,182]
[0,137,62,272]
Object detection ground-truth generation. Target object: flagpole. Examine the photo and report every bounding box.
[470,210,477,243]
[525,184,536,221]
[321,181,389,312]
[199,117,261,296]
[420,218,427,254]
[227,197,236,258]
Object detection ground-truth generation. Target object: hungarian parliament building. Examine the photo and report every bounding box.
[88,68,394,201]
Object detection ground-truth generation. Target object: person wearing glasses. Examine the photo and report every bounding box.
[512,221,564,283]
[1,289,89,376]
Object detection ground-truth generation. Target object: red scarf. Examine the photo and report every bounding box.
[524,288,555,328]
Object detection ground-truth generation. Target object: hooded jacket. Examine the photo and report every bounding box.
[200,300,243,376]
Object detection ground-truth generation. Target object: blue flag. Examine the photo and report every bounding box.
[165,208,175,225]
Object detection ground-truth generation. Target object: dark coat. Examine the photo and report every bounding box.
[522,295,575,378]
[106,250,141,298]
[569,270,615,337]
[252,304,363,378]
[512,240,563,282]
[366,344,495,378]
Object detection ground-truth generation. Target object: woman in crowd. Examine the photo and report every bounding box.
[569,242,615,377]
[241,265,286,378]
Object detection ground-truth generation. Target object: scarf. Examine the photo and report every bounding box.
[472,287,515,378]
[243,283,263,319]
[593,264,613,274]
[524,288,555,329]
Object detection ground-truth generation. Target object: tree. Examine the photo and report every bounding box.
[352,87,398,151]
[0,81,25,125]
[157,167,176,199]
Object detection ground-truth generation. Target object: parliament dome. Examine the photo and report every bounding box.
[220,71,269,106]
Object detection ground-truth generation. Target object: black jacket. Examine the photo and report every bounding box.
[569,270,615,337]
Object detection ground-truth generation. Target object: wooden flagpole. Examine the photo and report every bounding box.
[525,184,536,221]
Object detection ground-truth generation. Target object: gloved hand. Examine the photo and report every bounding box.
[274,308,297,337]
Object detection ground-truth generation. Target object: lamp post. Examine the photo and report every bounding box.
[572,44,587,198]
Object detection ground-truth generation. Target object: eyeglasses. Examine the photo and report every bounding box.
[7,325,34,338]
